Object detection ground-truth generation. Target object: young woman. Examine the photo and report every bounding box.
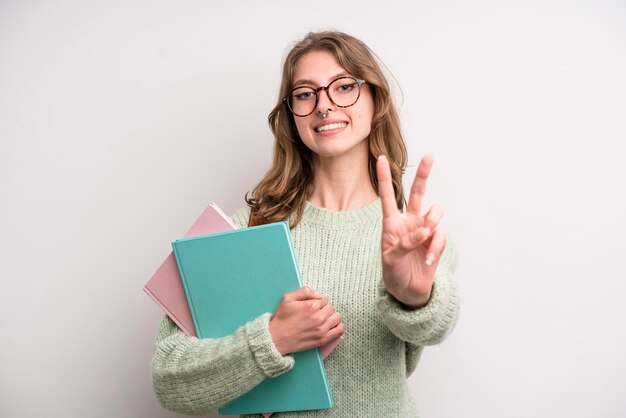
[152,31,459,417]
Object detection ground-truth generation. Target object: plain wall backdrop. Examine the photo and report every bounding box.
[1,1,625,417]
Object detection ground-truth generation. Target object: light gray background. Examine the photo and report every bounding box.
[1,1,625,417]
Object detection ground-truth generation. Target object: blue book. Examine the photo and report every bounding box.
[171,222,333,415]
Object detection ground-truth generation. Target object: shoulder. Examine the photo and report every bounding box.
[230,207,252,229]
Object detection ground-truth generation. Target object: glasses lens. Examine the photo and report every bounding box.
[328,77,361,107]
[289,86,317,116]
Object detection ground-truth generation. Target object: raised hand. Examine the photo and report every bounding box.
[269,286,344,355]
[376,154,447,309]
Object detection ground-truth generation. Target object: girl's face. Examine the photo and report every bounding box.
[291,50,374,161]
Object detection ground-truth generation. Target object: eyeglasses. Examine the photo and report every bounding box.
[283,76,367,117]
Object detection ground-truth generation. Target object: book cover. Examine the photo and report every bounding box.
[172,222,333,415]
[143,203,237,336]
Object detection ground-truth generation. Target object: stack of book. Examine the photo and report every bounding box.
[144,203,339,416]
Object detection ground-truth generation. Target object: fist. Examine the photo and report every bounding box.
[269,286,344,355]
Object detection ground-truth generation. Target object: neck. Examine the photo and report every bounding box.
[308,149,378,212]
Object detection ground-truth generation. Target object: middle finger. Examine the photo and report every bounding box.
[406,154,433,215]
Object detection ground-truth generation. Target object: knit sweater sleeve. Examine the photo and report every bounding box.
[376,239,460,346]
[151,314,294,415]
[151,206,294,415]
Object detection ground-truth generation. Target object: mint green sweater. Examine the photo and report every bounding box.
[151,198,459,417]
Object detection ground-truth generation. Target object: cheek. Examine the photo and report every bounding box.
[354,95,375,128]
[355,108,374,131]
[293,118,311,139]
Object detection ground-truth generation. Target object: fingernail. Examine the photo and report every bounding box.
[413,227,431,241]
[425,252,435,266]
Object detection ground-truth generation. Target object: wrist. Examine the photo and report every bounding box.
[387,286,432,310]
[400,293,430,310]
[268,316,288,356]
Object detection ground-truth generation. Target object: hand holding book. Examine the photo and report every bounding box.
[269,286,344,356]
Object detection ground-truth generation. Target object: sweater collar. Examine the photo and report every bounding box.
[298,198,382,229]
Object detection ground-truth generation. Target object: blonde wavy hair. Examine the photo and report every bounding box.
[246,31,407,227]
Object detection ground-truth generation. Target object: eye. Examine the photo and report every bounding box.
[333,80,357,94]
[291,86,316,101]
[293,91,315,101]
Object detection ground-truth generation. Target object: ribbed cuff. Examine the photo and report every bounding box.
[376,270,458,344]
[245,313,295,378]
[377,280,439,327]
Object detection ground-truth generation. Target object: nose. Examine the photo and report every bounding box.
[315,87,335,113]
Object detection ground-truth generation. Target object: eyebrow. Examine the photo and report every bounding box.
[292,72,352,88]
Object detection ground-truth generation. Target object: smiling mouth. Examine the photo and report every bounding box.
[315,122,348,133]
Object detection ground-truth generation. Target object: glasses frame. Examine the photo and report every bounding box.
[283,76,367,117]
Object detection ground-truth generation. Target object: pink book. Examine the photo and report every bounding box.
[144,202,342,417]
[144,203,237,336]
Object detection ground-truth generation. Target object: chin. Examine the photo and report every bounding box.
[313,143,368,160]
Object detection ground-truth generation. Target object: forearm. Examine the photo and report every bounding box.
[151,313,294,415]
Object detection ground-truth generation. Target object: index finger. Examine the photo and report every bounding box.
[376,155,400,219]
[406,154,433,215]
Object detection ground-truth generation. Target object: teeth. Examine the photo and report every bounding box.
[316,122,347,132]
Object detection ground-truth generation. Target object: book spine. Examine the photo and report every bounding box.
[281,222,304,288]
[171,241,202,338]
[209,202,238,229]
[142,285,194,336]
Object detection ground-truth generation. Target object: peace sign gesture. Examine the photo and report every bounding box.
[376,154,447,309]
